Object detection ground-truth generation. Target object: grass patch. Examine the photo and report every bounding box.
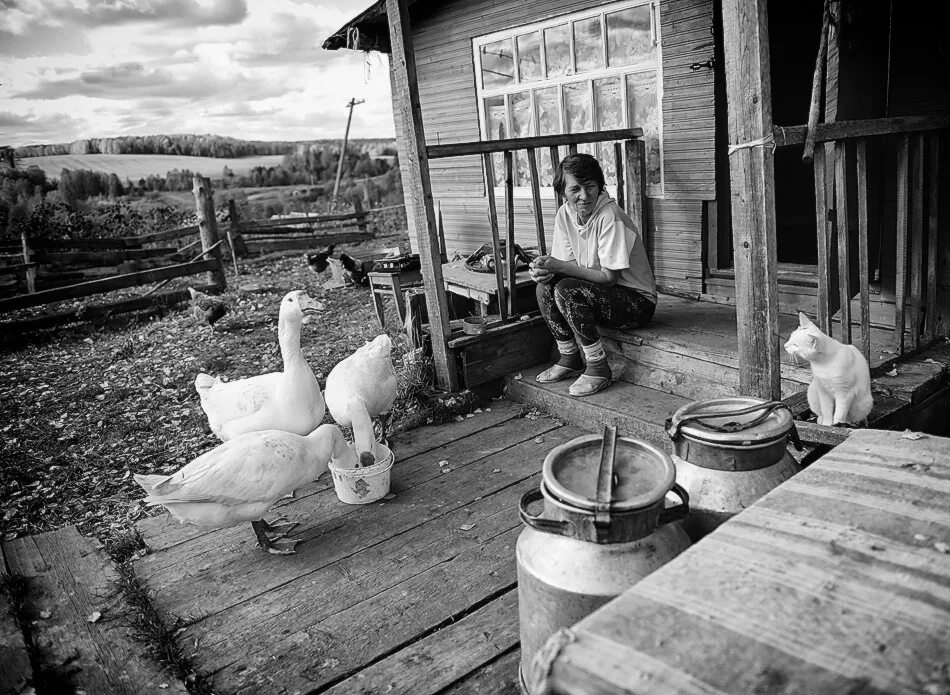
[105,528,217,694]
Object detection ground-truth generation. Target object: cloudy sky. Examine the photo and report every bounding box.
[0,0,395,147]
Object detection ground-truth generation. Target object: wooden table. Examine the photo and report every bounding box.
[441,261,535,315]
[540,428,950,695]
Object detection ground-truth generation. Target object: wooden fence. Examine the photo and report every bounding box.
[0,177,404,334]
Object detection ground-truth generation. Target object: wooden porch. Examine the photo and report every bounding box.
[128,399,577,694]
[6,398,948,694]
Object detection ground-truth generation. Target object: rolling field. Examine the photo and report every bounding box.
[18,153,287,180]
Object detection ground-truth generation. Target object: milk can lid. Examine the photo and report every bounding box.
[667,397,793,445]
[542,433,675,512]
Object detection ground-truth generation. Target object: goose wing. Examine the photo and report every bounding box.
[139,432,306,506]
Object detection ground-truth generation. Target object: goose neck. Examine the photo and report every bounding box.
[277,315,304,368]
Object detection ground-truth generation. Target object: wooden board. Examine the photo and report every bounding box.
[544,428,950,695]
[1,527,187,695]
[133,404,585,694]
[0,580,32,695]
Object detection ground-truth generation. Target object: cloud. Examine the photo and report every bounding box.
[12,61,286,102]
[1,0,248,35]
[0,109,89,143]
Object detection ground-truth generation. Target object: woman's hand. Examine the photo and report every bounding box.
[529,255,561,284]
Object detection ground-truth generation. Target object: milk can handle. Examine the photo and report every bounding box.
[666,401,790,438]
[594,425,619,528]
[519,489,575,537]
[658,483,690,525]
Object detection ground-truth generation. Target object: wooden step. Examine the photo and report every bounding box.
[1,526,188,695]
[599,326,811,401]
[504,364,692,450]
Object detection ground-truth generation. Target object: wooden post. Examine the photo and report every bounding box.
[20,231,36,294]
[802,0,831,162]
[192,175,227,291]
[386,0,458,391]
[227,199,248,258]
[225,199,242,276]
[721,0,781,400]
[624,139,648,263]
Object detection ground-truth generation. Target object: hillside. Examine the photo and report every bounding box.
[19,153,288,182]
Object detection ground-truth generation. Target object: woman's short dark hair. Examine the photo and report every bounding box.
[553,153,606,196]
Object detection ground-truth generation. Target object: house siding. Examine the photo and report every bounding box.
[393,0,714,294]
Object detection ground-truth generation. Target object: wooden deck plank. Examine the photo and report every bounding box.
[0,571,32,695]
[2,527,187,695]
[136,412,567,616]
[136,400,527,552]
[320,590,519,695]
[440,649,522,694]
[544,429,950,695]
[131,410,588,693]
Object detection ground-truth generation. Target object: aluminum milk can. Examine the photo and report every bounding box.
[516,426,691,694]
[666,397,801,542]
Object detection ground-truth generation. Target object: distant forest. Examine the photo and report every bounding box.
[9,133,395,159]
[0,134,402,241]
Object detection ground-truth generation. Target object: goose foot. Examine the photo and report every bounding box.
[260,518,299,538]
[251,519,300,554]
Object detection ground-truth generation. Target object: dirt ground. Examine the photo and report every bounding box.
[0,238,473,544]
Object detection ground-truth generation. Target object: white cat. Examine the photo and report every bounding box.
[783,312,873,426]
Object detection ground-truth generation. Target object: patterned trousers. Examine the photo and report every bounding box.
[536,277,655,345]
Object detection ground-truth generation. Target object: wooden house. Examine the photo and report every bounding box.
[324,0,950,445]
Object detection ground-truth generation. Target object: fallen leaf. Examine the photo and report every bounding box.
[39,609,52,619]
[513,373,523,380]
[87,611,101,623]
[383,493,395,500]
[900,431,926,440]
[885,367,898,377]
[459,523,475,531]
[914,534,929,542]
[534,436,544,443]
[438,460,449,467]
[935,542,949,554]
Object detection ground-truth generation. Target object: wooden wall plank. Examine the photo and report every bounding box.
[813,145,831,333]
[908,133,925,349]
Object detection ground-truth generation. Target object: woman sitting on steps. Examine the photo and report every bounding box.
[530,153,657,397]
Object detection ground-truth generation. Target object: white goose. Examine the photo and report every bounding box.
[134,424,357,554]
[195,290,326,441]
[325,334,398,466]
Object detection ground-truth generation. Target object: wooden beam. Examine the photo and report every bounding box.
[774,114,950,148]
[386,0,458,391]
[855,138,871,363]
[504,150,516,318]
[0,259,218,314]
[908,133,925,349]
[894,134,910,355]
[802,0,831,162]
[813,145,832,334]
[721,0,781,399]
[427,129,642,159]
[924,136,939,340]
[834,141,851,344]
[526,148,546,255]
[482,153,507,321]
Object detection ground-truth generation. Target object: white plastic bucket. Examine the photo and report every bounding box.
[328,442,395,504]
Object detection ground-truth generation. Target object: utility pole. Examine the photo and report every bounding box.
[332,97,364,209]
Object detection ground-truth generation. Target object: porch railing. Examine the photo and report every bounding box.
[775,114,949,361]
[426,128,646,323]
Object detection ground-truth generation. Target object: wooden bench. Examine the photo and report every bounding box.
[537,428,950,695]
[367,268,423,329]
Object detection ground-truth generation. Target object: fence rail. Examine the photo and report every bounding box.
[789,115,947,360]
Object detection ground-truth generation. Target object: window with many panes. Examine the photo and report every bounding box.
[473,0,662,197]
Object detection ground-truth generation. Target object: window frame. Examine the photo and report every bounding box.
[471,0,664,198]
